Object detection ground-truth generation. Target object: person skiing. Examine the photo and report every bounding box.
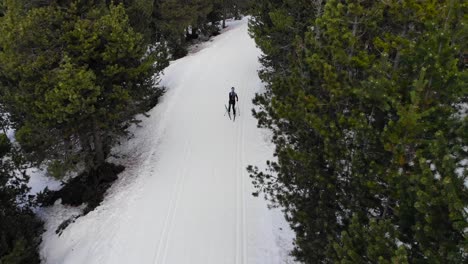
[228,87,239,115]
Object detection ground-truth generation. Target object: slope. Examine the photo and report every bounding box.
[40,18,295,264]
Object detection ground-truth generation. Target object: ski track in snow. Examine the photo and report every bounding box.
[39,18,296,264]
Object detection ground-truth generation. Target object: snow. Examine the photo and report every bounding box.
[27,167,62,195]
[1,111,62,195]
[3,127,62,196]
[40,18,296,264]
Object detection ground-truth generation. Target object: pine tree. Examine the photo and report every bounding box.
[0,110,43,264]
[152,0,248,58]
[121,0,155,41]
[153,0,215,58]
[0,0,4,16]
[249,0,467,262]
[0,2,167,176]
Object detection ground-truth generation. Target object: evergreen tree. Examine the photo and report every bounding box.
[0,2,167,176]
[153,0,215,58]
[121,0,155,41]
[249,0,467,262]
[0,111,43,264]
[0,0,4,16]
[152,0,249,58]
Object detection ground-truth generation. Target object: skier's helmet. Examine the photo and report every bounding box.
[231,87,235,91]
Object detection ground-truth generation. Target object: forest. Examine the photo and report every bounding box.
[0,0,248,262]
[249,0,467,263]
[0,0,466,263]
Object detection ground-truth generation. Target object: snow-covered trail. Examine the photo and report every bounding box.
[40,18,295,264]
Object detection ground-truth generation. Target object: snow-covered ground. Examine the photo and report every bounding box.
[39,18,295,264]
[28,167,62,195]
[4,123,62,196]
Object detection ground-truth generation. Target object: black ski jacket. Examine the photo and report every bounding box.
[229,91,238,103]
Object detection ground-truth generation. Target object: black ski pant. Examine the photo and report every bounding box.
[228,101,236,115]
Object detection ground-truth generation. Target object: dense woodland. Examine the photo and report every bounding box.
[0,0,466,263]
[0,0,248,262]
[249,0,467,263]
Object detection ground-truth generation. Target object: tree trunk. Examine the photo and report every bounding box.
[223,13,226,28]
[79,131,94,171]
[92,120,105,168]
[222,0,227,28]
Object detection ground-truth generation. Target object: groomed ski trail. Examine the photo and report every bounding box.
[40,18,295,264]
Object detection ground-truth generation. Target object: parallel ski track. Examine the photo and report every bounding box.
[234,84,248,264]
[39,18,295,264]
[151,64,199,264]
[152,137,192,264]
[159,78,201,263]
[240,86,248,264]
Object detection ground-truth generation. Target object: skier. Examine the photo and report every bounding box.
[228,87,239,115]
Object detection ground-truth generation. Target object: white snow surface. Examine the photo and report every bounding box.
[40,18,295,264]
[28,167,62,195]
[2,120,61,195]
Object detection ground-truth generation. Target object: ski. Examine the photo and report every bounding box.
[225,104,231,120]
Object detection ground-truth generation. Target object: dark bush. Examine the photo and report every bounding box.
[38,162,124,214]
[0,133,11,157]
